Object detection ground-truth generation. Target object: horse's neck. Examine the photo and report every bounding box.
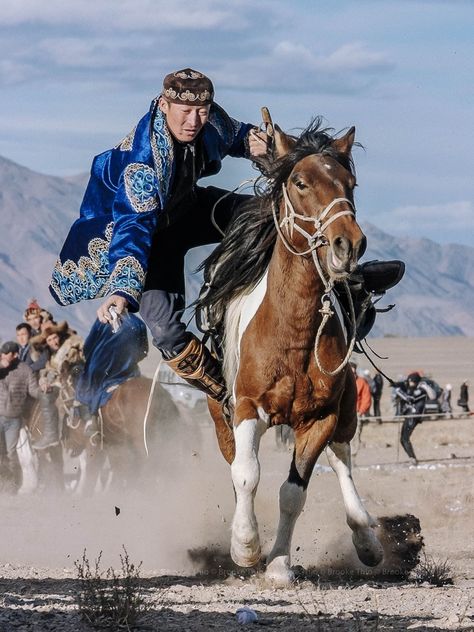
[266,244,337,341]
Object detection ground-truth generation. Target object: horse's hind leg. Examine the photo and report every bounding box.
[326,441,383,566]
[230,409,267,567]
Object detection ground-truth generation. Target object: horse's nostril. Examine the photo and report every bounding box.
[333,236,350,257]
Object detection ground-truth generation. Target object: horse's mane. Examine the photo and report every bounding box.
[196,117,357,330]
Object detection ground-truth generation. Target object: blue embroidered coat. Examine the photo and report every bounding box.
[49,98,253,311]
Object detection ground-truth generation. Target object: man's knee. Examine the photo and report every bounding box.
[140,290,188,356]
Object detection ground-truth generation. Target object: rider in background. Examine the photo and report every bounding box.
[30,322,92,450]
[395,372,435,464]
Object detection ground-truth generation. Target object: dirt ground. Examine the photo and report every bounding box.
[0,336,473,631]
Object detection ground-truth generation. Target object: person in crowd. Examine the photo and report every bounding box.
[362,369,373,400]
[0,341,39,492]
[350,361,372,454]
[457,380,470,413]
[30,322,90,450]
[17,320,50,376]
[394,372,434,464]
[353,363,372,418]
[15,322,33,365]
[441,384,453,418]
[371,371,384,420]
[23,299,54,336]
[49,67,405,407]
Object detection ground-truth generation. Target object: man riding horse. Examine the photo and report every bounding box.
[49,68,403,402]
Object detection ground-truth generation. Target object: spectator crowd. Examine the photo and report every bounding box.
[0,299,91,492]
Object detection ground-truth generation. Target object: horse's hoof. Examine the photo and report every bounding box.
[352,529,384,567]
[265,556,295,587]
[230,540,261,568]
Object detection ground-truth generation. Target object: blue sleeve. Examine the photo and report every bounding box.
[208,103,254,159]
[107,163,161,310]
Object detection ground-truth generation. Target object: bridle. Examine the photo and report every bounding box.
[272,182,358,376]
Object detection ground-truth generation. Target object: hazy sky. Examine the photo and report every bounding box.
[1,0,472,246]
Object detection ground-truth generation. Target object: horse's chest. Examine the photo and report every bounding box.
[259,371,338,426]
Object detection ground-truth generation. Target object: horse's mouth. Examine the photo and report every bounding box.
[326,250,353,280]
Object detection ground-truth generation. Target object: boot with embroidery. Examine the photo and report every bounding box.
[164,335,227,403]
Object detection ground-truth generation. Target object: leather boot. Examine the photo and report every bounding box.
[164,335,227,403]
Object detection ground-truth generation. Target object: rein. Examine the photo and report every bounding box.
[272,184,357,376]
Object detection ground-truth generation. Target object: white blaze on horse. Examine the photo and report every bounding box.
[200,116,384,586]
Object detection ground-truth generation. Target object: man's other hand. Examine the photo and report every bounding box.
[248,128,268,158]
[97,294,128,324]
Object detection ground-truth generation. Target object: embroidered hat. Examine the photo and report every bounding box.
[162,68,214,105]
[1,341,20,355]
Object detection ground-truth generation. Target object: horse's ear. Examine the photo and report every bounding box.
[274,124,297,158]
[332,126,356,155]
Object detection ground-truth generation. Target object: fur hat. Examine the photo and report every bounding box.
[31,321,69,350]
[162,68,214,105]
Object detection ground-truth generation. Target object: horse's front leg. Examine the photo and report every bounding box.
[326,441,383,566]
[266,415,337,586]
[230,400,267,567]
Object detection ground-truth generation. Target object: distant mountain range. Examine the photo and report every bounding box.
[0,155,473,342]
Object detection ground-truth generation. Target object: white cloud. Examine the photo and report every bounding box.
[323,42,392,72]
[0,0,246,30]
[212,40,394,96]
[0,58,38,85]
[273,40,392,73]
[380,200,474,235]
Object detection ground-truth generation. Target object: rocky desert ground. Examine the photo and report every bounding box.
[0,336,473,631]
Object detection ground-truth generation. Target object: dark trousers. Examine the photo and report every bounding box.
[373,397,381,418]
[0,416,22,490]
[400,417,421,460]
[140,185,250,356]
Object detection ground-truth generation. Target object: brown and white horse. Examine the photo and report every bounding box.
[201,118,384,585]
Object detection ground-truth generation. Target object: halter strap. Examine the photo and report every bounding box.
[274,184,356,265]
[273,183,358,376]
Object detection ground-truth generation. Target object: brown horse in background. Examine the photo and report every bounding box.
[18,375,183,494]
[201,117,384,585]
[63,375,184,493]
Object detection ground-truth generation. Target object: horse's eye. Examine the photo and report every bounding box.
[295,180,307,191]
